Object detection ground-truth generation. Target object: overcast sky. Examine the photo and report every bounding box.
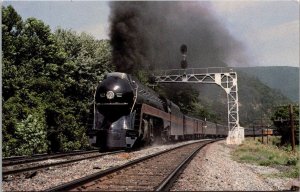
[3,1,299,67]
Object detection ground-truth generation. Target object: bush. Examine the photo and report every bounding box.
[14,112,48,156]
[282,145,293,152]
[287,156,298,166]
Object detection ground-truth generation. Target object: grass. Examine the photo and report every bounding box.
[231,137,300,178]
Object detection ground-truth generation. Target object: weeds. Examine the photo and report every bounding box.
[232,137,299,178]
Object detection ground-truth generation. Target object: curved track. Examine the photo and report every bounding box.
[3,150,99,167]
[3,150,124,176]
[46,139,217,191]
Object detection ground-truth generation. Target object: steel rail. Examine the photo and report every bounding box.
[3,150,124,176]
[155,140,216,191]
[3,150,100,167]
[3,150,98,161]
[45,139,216,192]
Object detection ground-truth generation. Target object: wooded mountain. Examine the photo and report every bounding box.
[236,66,299,103]
[181,70,292,127]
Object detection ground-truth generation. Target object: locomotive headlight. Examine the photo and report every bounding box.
[106,91,115,99]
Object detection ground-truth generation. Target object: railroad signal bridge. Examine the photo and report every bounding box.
[153,67,244,144]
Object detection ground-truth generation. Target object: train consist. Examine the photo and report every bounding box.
[88,72,229,150]
[244,127,274,136]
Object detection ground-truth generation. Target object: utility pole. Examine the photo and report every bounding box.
[261,129,264,144]
[267,126,269,144]
[252,125,255,140]
[261,116,264,144]
[289,104,295,152]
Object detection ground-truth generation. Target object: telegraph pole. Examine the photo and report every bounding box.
[252,125,255,140]
[261,129,264,144]
[266,128,269,144]
[289,104,295,152]
[261,117,263,144]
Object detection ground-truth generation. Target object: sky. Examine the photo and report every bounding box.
[2,1,299,67]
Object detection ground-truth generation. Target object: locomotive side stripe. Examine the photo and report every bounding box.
[141,104,170,120]
[140,104,184,126]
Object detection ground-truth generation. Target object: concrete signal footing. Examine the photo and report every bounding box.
[226,128,244,145]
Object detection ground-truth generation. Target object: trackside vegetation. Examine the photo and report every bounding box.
[1,5,214,157]
[2,5,293,157]
[2,5,113,156]
[232,138,299,178]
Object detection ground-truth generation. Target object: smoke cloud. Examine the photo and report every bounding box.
[109,1,249,73]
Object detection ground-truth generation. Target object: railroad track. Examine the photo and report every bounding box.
[3,150,100,167]
[46,139,217,191]
[3,150,124,177]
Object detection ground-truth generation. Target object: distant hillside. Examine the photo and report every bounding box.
[193,70,291,127]
[236,66,299,102]
[153,66,294,127]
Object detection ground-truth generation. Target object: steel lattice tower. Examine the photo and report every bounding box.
[153,67,244,144]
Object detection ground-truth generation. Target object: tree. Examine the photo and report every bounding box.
[50,29,114,151]
[13,112,48,156]
[54,29,113,95]
[2,6,116,156]
[272,105,299,146]
[2,6,76,155]
[190,102,218,122]
[2,5,24,100]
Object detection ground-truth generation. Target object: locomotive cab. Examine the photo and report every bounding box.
[89,72,138,150]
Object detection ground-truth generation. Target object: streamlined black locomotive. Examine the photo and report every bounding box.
[88,72,227,150]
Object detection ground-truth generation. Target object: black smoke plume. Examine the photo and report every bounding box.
[109,1,249,74]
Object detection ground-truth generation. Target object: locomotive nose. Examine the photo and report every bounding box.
[95,74,134,105]
[94,73,135,122]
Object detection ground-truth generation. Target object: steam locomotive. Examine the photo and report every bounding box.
[88,72,228,150]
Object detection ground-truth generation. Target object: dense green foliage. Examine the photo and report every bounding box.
[14,112,48,156]
[2,5,294,157]
[2,6,113,156]
[271,105,299,145]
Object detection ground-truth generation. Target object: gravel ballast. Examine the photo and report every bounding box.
[2,140,202,191]
[172,140,294,191]
[3,139,295,191]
